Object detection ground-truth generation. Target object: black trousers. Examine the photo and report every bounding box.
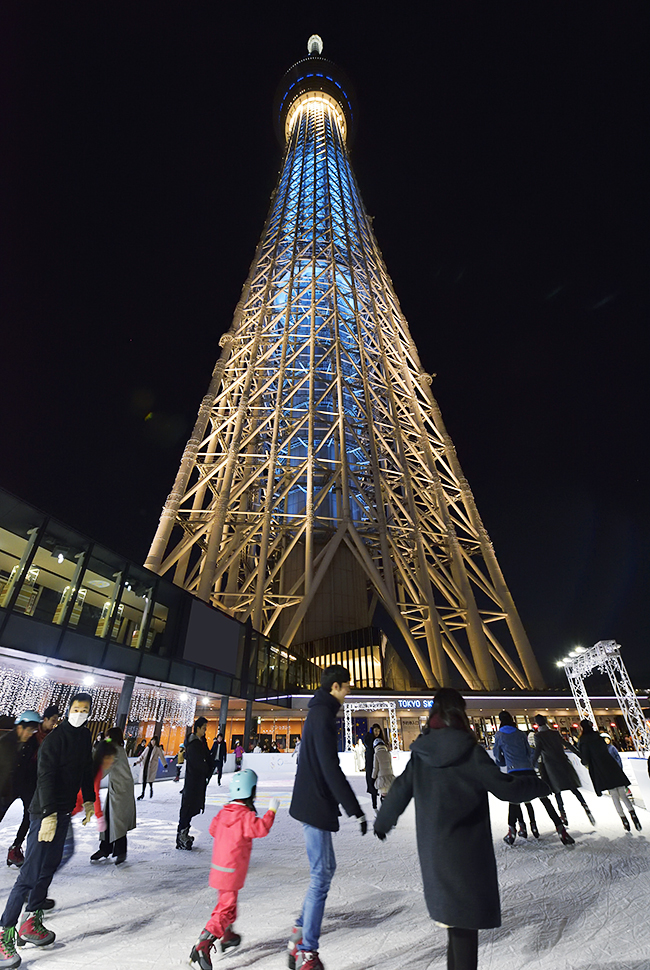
[0,796,31,849]
[447,927,478,970]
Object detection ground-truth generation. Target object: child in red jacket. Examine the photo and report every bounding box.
[190,768,279,969]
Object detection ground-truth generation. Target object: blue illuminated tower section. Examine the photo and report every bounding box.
[146,37,544,691]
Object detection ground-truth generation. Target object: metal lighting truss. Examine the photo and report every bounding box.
[146,41,545,692]
[344,701,400,752]
[562,640,650,755]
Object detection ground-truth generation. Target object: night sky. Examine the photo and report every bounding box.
[2,5,648,686]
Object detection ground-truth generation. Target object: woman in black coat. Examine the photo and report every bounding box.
[532,714,595,826]
[577,720,641,831]
[176,717,213,850]
[363,724,383,810]
[375,689,549,970]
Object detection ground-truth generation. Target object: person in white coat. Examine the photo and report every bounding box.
[135,736,165,799]
[372,738,394,802]
[90,726,136,865]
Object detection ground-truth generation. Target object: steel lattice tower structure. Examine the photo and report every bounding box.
[146,36,545,692]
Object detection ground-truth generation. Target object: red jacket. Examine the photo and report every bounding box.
[208,801,275,890]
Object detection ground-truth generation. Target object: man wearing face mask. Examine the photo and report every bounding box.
[0,693,95,965]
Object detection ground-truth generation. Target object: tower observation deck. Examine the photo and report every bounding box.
[145,37,545,692]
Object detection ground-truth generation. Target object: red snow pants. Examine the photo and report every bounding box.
[205,890,238,937]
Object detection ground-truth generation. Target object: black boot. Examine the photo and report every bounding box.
[503,825,516,846]
[621,815,631,831]
[630,810,642,831]
[530,822,540,839]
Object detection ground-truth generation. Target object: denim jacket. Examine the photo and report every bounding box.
[493,725,534,773]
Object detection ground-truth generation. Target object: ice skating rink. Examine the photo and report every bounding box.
[1,765,648,969]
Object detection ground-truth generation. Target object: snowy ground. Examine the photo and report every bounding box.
[1,766,649,970]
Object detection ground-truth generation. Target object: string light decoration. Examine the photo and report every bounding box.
[0,664,119,722]
[128,687,197,726]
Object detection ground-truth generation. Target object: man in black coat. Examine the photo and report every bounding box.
[211,732,227,786]
[176,717,213,850]
[288,665,366,970]
[0,693,95,956]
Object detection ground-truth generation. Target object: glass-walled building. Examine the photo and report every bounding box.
[0,488,322,753]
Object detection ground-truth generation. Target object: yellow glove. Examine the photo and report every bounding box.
[38,813,57,842]
[82,801,95,826]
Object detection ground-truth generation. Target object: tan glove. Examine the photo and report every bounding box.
[82,801,95,826]
[38,813,57,842]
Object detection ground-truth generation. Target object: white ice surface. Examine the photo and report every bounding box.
[1,766,649,970]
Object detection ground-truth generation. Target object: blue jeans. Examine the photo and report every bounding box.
[296,824,336,952]
[1,813,70,927]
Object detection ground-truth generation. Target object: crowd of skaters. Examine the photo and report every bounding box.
[0,669,646,970]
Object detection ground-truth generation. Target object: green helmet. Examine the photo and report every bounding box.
[229,768,258,800]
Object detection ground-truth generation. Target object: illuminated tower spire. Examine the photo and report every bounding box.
[145,38,545,691]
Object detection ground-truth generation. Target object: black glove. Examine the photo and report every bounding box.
[374,829,387,841]
[358,814,367,836]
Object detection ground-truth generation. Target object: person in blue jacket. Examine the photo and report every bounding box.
[493,711,574,846]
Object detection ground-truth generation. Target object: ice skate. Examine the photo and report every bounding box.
[530,822,540,839]
[621,815,631,831]
[90,848,111,862]
[176,828,194,850]
[518,822,528,839]
[503,825,516,846]
[6,847,23,868]
[630,810,642,831]
[190,929,217,969]
[0,926,21,968]
[297,951,324,970]
[556,824,575,846]
[288,925,303,969]
[559,811,568,826]
[584,806,596,825]
[16,910,55,947]
[220,926,241,953]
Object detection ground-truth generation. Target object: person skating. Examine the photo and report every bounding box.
[90,727,136,864]
[135,736,165,799]
[532,714,595,826]
[7,706,60,870]
[211,733,227,785]
[176,717,213,849]
[189,769,279,969]
[0,693,95,968]
[374,689,550,970]
[493,711,574,845]
[363,723,383,811]
[234,741,244,770]
[0,713,41,873]
[577,719,641,831]
[174,743,185,782]
[288,665,367,970]
[371,737,394,802]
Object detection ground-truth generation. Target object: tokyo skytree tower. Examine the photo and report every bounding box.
[146,36,544,691]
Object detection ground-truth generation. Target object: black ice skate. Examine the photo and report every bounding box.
[630,810,642,831]
[584,806,596,825]
[190,930,217,970]
[620,815,631,831]
[556,824,575,846]
[530,822,540,839]
[518,823,528,839]
[503,826,516,846]
[220,926,241,953]
[176,828,194,850]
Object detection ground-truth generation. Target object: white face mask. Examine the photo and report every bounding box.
[68,711,89,728]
